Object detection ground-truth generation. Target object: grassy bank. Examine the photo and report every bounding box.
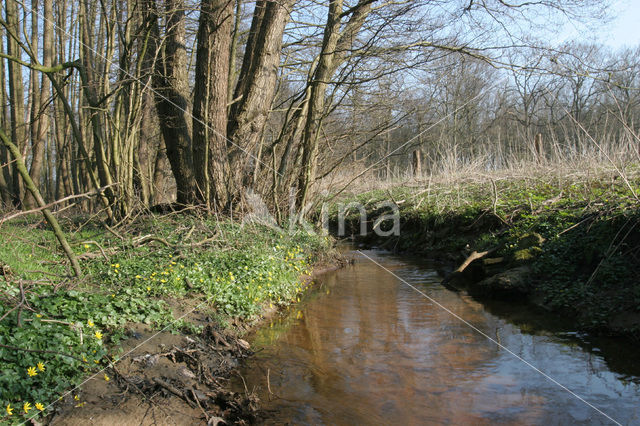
[0,214,333,423]
[329,166,640,340]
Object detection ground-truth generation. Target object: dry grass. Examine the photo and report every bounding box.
[318,146,640,202]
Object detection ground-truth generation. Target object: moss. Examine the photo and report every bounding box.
[513,246,542,262]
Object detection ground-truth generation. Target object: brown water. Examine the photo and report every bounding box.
[235,251,640,425]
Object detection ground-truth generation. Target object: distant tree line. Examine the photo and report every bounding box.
[0,0,623,221]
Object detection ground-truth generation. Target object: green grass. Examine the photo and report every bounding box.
[0,214,332,423]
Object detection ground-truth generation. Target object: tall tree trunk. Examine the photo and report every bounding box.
[151,0,195,204]
[25,0,54,208]
[297,0,372,209]
[5,0,26,206]
[79,0,116,205]
[227,0,295,188]
[0,25,13,206]
[192,0,234,210]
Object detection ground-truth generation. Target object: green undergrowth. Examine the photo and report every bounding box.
[0,214,332,423]
[330,171,640,338]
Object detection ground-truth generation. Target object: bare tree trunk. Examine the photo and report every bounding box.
[79,0,116,205]
[25,0,54,208]
[192,0,234,209]
[227,0,295,188]
[412,150,422,177]
[5,0,26,206]
[0,25,13,206]
[151,0,195,205]
[297,0,372,209]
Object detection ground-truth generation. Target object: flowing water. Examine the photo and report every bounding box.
[235,251,640,425]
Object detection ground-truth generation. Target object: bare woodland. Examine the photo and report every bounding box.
[0,0,635,221]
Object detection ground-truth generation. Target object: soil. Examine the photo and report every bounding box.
[47,261,346,426]
[49,321,258,426]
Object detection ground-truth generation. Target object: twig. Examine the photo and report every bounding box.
[191,388,210,422]
[0,184,117,224]
[557,216,592,236]
[80,241,110,261]
[133,235,171,247]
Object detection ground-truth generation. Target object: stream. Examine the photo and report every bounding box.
[234,250,640,425]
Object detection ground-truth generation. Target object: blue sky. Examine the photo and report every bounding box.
[561,0,640,49]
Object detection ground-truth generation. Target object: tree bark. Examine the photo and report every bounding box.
[296,0,372,209]
[192,0,234,209]
[0,24,13,206]
[25,0,54,208]
[79,0,116,207]
[227,0,295,188]
[5,0,26,206]
[151,0,195,205]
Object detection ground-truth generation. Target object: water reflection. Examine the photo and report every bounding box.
[235,251,640,425]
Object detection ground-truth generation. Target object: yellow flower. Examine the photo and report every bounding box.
[135,275,142,279]
[115,263,120,268]
[84,244,90,249]
[37,362,45,372]
[36,313,42,318]
[82,356,87,363]
[146,286,151,291]
[23,402,31,413]
[87,319,94,328]
[104,374,110,382]
[27,366,37,377]
[35,402,44,411]
[94,331,103,339]
[6,404,13,415]
[74,395,80,401]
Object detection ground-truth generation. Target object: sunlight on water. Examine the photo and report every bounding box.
[235,251,640,425]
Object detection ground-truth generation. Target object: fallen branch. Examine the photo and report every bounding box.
[153,377,196,408]
[442,244,502,285]
[80,241,110,262]
[133,235,171,247]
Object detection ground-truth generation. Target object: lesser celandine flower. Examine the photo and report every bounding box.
[94,331,103,339]
[6,404,13,415]
[23,402,31,413]
[104,374,110,381]
[37,362,45,372]
[35,403,44,411]
[27,366,37,377]
[87,319,94,328]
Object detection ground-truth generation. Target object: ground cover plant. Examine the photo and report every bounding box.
[0,213,331,423]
